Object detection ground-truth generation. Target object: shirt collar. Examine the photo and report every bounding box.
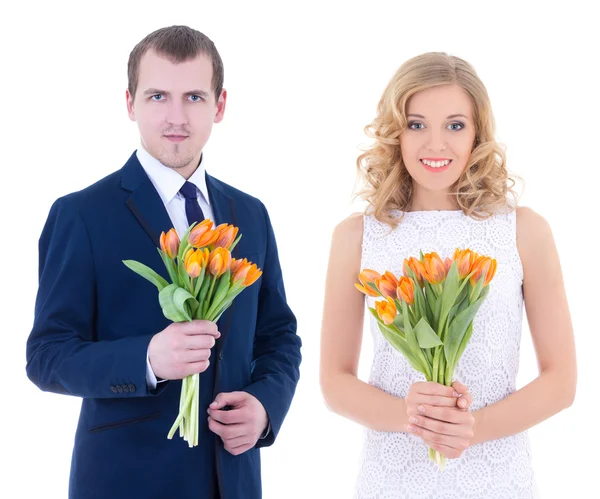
[136,145,210,205]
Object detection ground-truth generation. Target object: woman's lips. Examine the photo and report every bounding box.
[420,158,452,173]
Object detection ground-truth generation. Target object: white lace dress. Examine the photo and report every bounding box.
[355,209,538,499]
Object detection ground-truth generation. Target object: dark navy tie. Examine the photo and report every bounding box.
[179,181,205,226]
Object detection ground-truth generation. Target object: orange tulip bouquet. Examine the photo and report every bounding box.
[355,249,496,470]
[123,220,262,447]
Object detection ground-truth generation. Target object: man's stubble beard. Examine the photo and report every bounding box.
[158,145,197,171]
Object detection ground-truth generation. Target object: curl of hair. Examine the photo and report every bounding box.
[356,52,521,227]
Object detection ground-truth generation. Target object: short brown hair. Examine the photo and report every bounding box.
[127,25,224,100]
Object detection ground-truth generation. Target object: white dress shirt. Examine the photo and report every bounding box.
[136,145,213,390]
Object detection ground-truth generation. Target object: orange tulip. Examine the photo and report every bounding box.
[160,228,180,259]
[208,247,232,277]
[375,297,397,325]
[443,257,452,273]
[422,252,447,284]
[184,249,203,278]
[355,269,382,297]
[453,248,477,279]
[230,258,248,276]
[231,259,251,284]
[244,263,263,286]
[376,271,398,298]
[403,257,425,287]
[397,276,415,305]
[469,256,497,287]
[212,224,239,250]
[189,219,219,248]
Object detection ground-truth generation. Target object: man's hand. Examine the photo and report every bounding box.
[207,391,269,456]
[148,320,220,380]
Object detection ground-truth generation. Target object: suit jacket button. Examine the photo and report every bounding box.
[218,351,224,361]
[128,384,136,392]
[122,384,130,393]
[116,385,123,393]
[110,386,117,393]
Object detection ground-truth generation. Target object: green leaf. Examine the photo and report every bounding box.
[378,323,427,375]
[424,282,438,328]
[439,261,460,332]
[368,307,406,340]
[469,273,486,303]
[443,295,486,367]
[480,284,491,302]
[433,291,443,331]
[157,248,178,285]
[449,322,474,380]
[209,294,237,322]
[123,260,169,291]
[405,266,426,321]
[213,270,231,305]
[177,223,196,262]
[414,317,443,348]
[402,301,432,379]
[177,257,191,293]
[198,274,212,303]
[173,287,198,322]
[455,286,470,314]
[205,270,232,319]
[159,284,188,322]
[194,266,207,298]
[392,311,405,331]
[413,285,427,322]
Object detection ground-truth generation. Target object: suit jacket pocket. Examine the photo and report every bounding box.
[88,412,161,433]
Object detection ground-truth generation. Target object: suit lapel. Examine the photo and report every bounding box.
[206,173,236,228]
[121,152,173,247]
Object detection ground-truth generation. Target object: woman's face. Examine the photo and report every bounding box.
[400,84,476,200]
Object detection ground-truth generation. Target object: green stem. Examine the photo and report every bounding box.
[167,374,197,439]
[428,447,447,471]
[190,373,199,447]
[432,346,441,383]
[179,375,187,437]
[202,277,217,317]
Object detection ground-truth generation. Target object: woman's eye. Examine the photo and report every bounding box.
[408,122,424,130]
[448,122,464,131]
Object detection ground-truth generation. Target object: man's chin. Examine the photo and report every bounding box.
[158,152,196,170]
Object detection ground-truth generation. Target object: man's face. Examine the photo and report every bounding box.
[127,49,226,174]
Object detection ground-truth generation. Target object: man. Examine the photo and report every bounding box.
[26,25,301,499]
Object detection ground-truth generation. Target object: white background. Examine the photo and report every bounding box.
[2,1,598,497]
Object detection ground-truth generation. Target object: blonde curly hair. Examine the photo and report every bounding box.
[356,52,521,227]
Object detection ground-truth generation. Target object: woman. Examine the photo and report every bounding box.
[319,52,576,498]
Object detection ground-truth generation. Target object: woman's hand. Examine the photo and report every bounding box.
[405,381,475,459]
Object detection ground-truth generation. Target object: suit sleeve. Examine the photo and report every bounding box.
[243,202,302,447]
[26,197,163,398]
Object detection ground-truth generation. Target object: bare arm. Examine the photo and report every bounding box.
[471,207,577,444]
[319,214,413,432]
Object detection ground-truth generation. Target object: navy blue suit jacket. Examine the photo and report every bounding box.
[26,152,302,499]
